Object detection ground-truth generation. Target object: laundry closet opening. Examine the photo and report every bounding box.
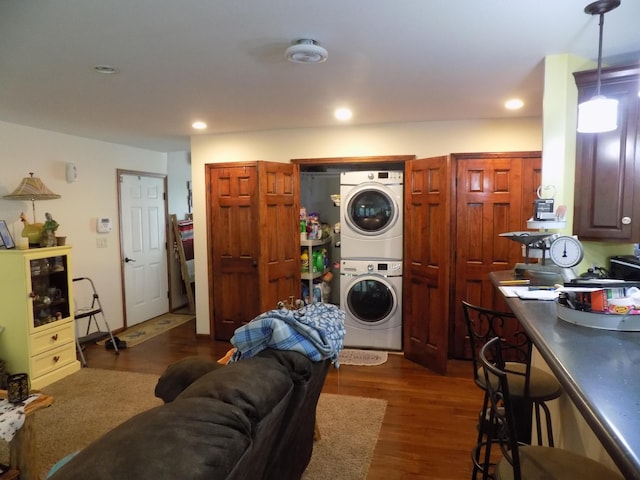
[297,157,409,351]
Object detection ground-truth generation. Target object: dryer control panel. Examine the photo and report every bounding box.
[341,259,402,276]
[340,170,403,185]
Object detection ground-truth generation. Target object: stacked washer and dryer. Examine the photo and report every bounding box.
[339,170,403,351]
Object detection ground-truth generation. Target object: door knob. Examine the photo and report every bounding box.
[124,257,136,263]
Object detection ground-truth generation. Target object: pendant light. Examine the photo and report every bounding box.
[576,0,621,133]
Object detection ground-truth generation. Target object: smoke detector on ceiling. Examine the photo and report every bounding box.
[285,39,328,64]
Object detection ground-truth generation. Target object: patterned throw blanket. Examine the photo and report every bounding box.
[229,303,346,366]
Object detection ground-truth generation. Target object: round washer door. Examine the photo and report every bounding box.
[343,183,399,236]
[345,274,398,327]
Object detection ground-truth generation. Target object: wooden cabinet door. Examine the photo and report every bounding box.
[206,161,299,340]
[403,155,451,374]
[451,152,541,359]
[573,65,640,241]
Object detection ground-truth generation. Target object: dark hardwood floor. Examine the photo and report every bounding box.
[83,317,482,479]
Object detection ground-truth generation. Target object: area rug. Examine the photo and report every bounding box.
[339,348,388,366]
[0,368,386,480]
[98,312,194,348]
[304,394,386,479]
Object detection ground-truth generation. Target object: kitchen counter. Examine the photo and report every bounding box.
[490,271,640,479]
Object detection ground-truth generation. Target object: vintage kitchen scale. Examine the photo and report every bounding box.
[499,184,581,283]
[499,232,583,283]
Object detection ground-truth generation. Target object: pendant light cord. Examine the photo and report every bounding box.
[595,12,605,96]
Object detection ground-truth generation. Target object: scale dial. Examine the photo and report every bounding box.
[549,235,584,268]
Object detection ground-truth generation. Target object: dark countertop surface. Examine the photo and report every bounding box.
[490,271,640,479]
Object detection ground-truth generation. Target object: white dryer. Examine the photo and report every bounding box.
[340,170,403,260]
[340,259,402,350]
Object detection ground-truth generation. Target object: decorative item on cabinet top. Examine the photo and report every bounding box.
[0,220,15,249]
[4,173,61,222]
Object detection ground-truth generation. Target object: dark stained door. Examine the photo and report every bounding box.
[207,163,260,340]
[451,152,541,359]
[403,156,452,374]
[206,161,299,340]
[256,161,300,314]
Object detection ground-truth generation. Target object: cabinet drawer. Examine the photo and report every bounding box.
[30,342,76,379]
[30,323,75,356]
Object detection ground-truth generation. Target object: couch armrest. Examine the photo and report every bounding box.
[155,356,223,403]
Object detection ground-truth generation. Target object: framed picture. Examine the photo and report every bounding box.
[0,220,15,249]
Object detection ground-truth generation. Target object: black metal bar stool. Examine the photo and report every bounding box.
[462,301,562,480]
[480,336,622,479]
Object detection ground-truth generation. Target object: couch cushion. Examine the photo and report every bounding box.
[255,349,313,385]
[154,356,223,403]
[177,356,294,424]
[49,398,254,480]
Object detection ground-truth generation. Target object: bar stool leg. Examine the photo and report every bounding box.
[471,392,496,480]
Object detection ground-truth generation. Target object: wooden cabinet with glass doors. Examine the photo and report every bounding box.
[0,246,80,389]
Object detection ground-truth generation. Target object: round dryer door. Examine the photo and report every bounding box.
[344,186,399,236]
[345,275,398,326]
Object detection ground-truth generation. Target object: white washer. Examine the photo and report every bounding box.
[340,259,402,350]
[340,170,403,260]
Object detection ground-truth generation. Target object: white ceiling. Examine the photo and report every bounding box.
[1,0,639,152]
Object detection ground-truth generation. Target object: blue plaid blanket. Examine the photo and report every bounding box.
[230,302,346,366]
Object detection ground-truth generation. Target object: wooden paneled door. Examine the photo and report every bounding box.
[450,152,541,359]
[206,161,299,340]
[403,156,452,374]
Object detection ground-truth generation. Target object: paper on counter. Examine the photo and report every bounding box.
[516,289,559,301]
[499,286,530,297]
[499,286,559,300]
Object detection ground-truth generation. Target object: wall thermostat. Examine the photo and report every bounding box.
[97,217,112,233]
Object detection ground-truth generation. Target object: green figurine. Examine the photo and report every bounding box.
[40,212,59,247]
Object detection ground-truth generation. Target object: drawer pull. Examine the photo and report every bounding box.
[53,356,60,363]
[51,334,58,341]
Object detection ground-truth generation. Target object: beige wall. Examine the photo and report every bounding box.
[190,118,542,334]
[0,121,168,332]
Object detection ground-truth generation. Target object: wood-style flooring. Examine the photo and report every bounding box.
[83,317,482,480]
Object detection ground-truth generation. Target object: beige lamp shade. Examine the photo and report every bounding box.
[4,172,61,222]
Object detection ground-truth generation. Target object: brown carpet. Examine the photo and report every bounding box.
[0,368,386,480]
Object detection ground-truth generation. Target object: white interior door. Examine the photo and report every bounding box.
[119,173,169,327]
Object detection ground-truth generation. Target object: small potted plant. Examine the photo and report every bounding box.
[40,212,59,247]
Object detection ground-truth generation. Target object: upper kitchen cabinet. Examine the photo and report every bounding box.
[573,64,640,241]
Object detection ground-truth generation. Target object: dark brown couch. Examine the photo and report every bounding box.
[48,349,330,480]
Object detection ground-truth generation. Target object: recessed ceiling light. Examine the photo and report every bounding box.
[192,121,207,130]
[93,65,120,74]
[334,108,352,121]
[505,98,524,110]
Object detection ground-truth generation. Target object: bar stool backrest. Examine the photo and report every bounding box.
[462,301,533,395]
